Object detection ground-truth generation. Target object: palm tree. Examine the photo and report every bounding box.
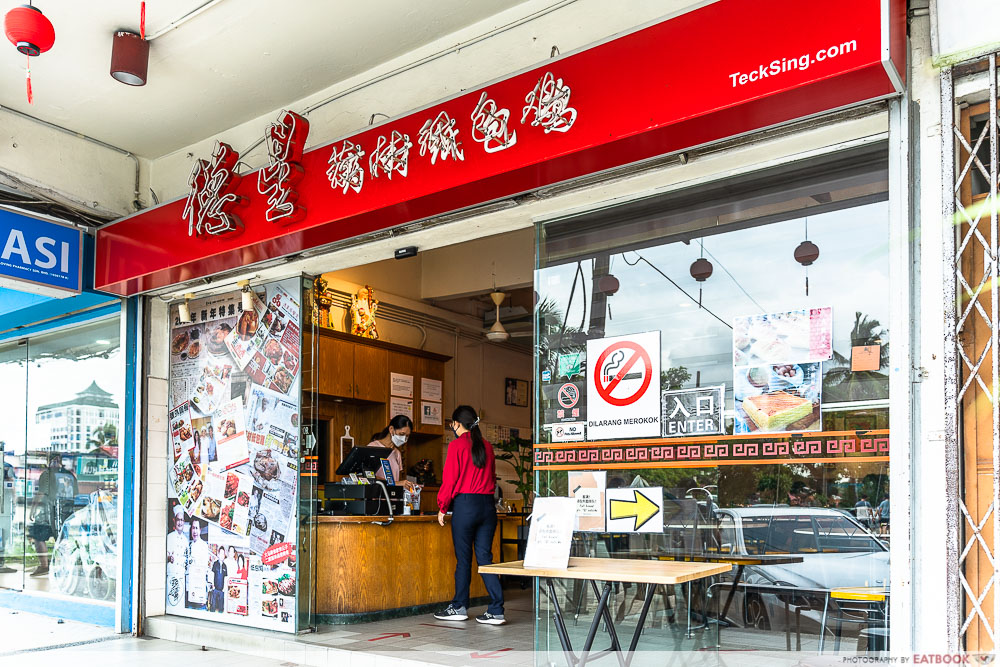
[823,312,889,401]
[87,423,118,453]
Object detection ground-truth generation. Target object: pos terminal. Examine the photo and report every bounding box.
[325,446,404,516]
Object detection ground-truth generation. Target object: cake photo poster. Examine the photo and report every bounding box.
[731,308,831,434]
[165,279,302,633]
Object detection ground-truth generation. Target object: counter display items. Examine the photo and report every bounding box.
[166,279,302,632]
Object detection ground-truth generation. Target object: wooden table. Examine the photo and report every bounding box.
[480,557,729,667]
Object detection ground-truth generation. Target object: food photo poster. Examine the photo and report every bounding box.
[166,280,301,633]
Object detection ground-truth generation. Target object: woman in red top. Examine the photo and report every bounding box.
[434,405,505,625]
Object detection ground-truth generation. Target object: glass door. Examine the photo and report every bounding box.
[0,339,28,592]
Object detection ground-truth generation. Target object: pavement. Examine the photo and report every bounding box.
[0,608,282,667]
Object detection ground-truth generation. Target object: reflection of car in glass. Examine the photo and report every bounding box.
[51,491,118,600]
[712,507,888,632]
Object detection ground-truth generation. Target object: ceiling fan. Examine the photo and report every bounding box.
[484,290,532,342]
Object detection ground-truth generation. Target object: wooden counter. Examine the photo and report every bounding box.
[315,515,516,620]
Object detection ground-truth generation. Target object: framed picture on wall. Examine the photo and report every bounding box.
[505,378,530,407]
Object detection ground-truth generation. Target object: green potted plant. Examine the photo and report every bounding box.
[495,435,534,512]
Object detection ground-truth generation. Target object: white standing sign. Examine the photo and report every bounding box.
[523,497,576,569]
[587,331,661,439]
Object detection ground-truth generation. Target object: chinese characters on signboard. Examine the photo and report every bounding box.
[184,72,576,235]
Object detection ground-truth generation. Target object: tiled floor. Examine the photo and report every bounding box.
[140,582,870,666]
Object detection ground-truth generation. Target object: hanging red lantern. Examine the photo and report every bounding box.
[690,257,714,282]
[4,5,54,56]
[794,240,820,266]
[4,5,55,105]
[598,274,620,296]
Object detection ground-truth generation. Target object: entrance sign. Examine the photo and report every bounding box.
[607,487,664,533]
[96,0,904,295]
[0,208,82,297]
[587,332,660,439]
[661,385,725,437]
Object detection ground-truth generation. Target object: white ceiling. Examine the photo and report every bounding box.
[0,0,529,158]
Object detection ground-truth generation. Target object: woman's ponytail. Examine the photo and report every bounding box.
[452,405,487,469]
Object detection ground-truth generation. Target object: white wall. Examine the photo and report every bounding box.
[0,108,149,217]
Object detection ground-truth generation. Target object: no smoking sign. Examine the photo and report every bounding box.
[587,331,661,439]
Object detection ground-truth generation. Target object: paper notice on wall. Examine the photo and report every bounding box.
[189,362,233,415]
[389,396,413,422]
[523,497,576,569]
[421,401,442,426]
[224,577,249,616]
[169,402,195,466]
[421,378,443,402]
[568,470,606,532]
[249,483,294,556]
[225,291,268,370]
[246,384,299,444]
[391,373,413,398]
[194,468,253,536]
[212,398,250,470]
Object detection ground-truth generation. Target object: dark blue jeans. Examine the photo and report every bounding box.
[450,493,504,615]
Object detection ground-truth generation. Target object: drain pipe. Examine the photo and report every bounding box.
[0,104,143,211]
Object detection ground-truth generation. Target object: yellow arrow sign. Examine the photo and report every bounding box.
[609,490,660,531]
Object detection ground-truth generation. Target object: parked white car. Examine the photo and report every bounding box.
[712,507,889,631]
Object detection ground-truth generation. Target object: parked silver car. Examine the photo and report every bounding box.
[711,507,889,632]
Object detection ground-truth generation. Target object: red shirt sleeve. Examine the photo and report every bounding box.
[437,435,463,513]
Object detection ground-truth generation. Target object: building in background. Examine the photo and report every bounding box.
[35,381,120,455]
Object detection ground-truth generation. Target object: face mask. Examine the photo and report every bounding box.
[391,433,407,447]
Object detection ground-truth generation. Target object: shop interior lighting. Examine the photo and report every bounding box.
[239,280,254,312]
[177,293,194,323]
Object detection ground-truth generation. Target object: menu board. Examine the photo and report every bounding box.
[166,279,301,633]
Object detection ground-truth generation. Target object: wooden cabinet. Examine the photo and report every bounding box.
[318,336,355,398]
[354,344,387,402]
[314,334,389,402]
[307,329,450,484]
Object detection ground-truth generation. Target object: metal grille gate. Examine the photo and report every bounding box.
[943,53,1000,652]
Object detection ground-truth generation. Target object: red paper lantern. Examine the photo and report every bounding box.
[794,240,820,266]
[598,274,620,296]
[690,257,714,282]
[4,5,55,57]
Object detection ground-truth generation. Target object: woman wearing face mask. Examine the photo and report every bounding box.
[368,415,414,490]
[433,405,505,625]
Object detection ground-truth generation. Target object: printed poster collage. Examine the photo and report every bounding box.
[166,279,302,632]
[544,306,835,443]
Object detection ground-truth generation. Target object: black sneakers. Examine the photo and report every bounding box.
[476,612,507,625]
[433,604,468,621]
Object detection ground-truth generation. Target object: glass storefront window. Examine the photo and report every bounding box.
[0,317,123,604]
[534,148,891,654]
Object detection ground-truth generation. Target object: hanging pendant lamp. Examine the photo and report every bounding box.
[4,4,55,104]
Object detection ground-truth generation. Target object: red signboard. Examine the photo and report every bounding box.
[95,0,903,295]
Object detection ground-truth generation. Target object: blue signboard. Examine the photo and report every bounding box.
[0,207,83,296]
